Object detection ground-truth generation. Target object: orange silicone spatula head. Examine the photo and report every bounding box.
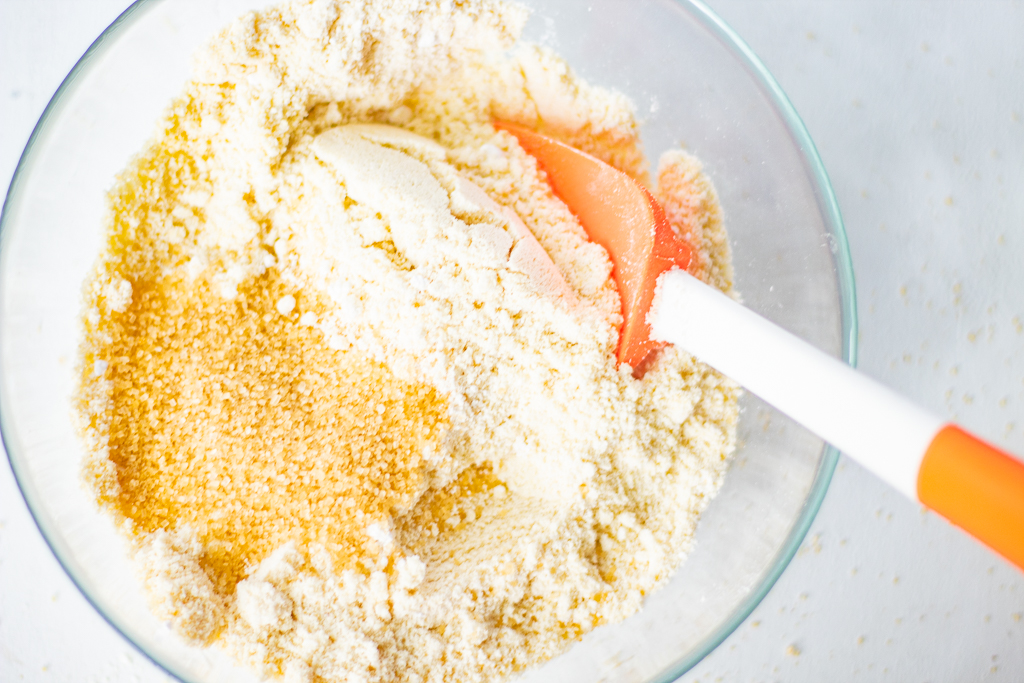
[495,122,692,369]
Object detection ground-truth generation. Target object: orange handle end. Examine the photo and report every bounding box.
[918,425,1024,570]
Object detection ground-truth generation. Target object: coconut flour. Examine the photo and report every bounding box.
[75,1,739,682]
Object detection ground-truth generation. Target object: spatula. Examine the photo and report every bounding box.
[496,120,1024,572]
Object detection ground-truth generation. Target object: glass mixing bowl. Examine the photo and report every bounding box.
[0,1,854,681]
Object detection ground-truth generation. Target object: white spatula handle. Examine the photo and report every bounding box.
[650,268,943,499]
[650,268,1024,576]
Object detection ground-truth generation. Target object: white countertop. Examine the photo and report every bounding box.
[2,1,1022,681]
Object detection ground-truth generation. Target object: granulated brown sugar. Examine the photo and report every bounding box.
[84,265,446,596]
[75,1,740,681]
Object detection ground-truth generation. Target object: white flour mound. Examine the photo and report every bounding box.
[98,1,740,682]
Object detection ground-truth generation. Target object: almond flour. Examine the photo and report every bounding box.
[75,2,739,682]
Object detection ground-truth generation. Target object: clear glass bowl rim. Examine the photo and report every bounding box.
[0,0,856,680]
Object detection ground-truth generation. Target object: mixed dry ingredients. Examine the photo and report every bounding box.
[75,1,739,681]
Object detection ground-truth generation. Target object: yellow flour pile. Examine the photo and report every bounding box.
[76,1,738,682]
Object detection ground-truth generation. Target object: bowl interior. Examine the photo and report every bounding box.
[0,1,851,682]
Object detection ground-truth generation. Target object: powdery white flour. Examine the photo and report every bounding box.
[75,2,739,682]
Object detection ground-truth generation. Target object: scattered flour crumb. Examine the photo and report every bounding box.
[276,294,296,315]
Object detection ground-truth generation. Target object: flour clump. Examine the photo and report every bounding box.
[75,1,739,682]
